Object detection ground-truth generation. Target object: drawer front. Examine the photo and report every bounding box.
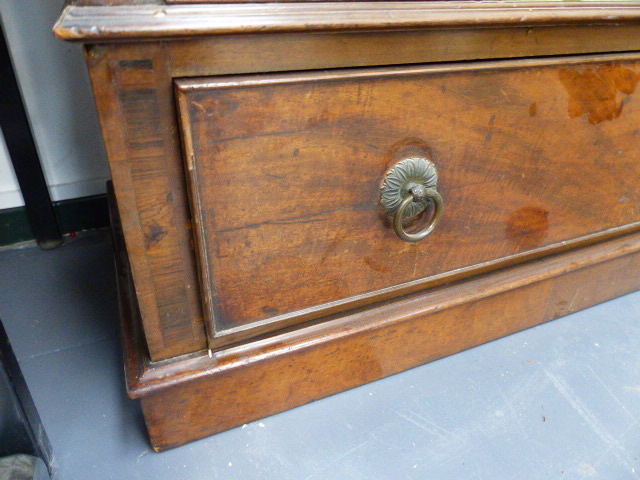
[176,55,640,346]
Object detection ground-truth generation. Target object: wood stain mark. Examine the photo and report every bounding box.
[218,216,328,234]
[363,256,391,274]
[559,64,640,124]
[144,220,168,249]
[118,59,153,70]
[484,129,493,143]
[203,128,308,146]
[261,306,280,316]
[506,207,549,250]
[529,102,537,117]
[217,202,370,234]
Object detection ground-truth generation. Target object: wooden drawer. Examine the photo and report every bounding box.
[176,54,640,347]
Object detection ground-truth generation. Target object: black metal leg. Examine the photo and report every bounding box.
[0,318,53,477]
[0,21,62,249]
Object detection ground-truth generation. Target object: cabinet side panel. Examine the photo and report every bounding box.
[85,43,207,360]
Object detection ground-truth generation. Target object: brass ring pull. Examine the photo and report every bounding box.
[393,185,443,243]
[380,156,444,243]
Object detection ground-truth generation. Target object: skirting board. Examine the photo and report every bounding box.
[112,197,640,450]
[0,194,109,247]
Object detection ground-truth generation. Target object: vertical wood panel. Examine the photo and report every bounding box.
[86,43,206,360]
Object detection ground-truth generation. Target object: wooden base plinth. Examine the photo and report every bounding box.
[112,222,640,451]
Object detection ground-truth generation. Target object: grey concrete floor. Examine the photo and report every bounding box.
[1,230,640,479]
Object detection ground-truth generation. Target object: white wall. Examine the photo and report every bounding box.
[0,2,109,210]
[0,129,23,208]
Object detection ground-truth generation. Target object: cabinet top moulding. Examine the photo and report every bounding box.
[54,1,640,41]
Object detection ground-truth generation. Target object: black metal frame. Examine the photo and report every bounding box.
[0,20,62,249]
[0,318,53,476]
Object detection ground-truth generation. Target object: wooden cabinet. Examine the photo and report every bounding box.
[56,1,640,451]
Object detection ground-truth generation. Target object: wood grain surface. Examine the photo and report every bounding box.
[166,26,640,78]
[86,43,207,361]
[54,2,640,41]
[119,229,640,450]
[74,1,640,451]
[176,54,640,345]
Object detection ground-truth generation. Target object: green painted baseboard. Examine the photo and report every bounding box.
[0,194,110,247]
